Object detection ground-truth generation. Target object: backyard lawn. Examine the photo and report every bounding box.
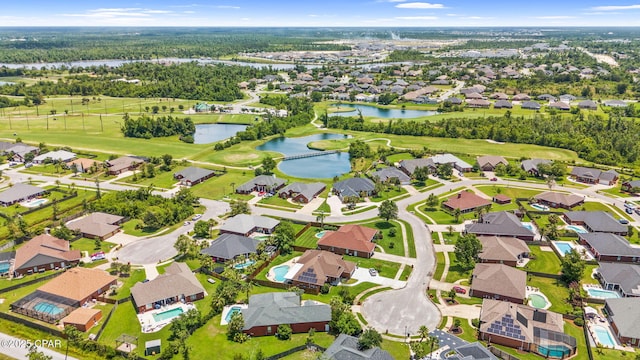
[445,253,473,284]
[527,276,572,314]
[342,255,401,279]
[294,226,323,249]
[525,245,562,274]
[70,237,116,254]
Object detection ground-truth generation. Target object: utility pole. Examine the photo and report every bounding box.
[100,114,104,132]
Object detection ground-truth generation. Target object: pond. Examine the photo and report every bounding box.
[193,123,248,144]
[0,81,15,86]
[330,104,438,119]
[256,133,351,179]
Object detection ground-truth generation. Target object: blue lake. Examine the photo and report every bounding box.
[331,104,438,119]
[193,123,248,144]
[256,133,351,179]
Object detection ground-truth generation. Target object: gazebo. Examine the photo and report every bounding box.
[115,334,138,354]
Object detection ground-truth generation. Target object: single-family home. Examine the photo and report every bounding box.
[478,236,529,267]
[13,234,81,277]
[36,267,117,306]
[476,156,508,171]
[578,100,598,110]
[236,175,286,194]
[66,212,125,240]
[332,178,376,201]
[479,299,577,357]
[443,191,492,214]
[5,143,39,163]
[570,167,619,185]
[465,211,536,241]
[565,211,627,235]
[130,262,206,313]
[578,233,640,263]
[0,183,47,206]
[242,292,331,337]
[549,101,570,111]
[278,182,326,203]
[520,159,551,176]
[200,233,260,263]
[513,93,531,101]
[105,156,145,175]
[173,167,216,186]
[493,194,511,205]
[493,100,513,109]
[370,167,411,185]
[621,180,640,193]
[605,298,640,347]
[521,101,541,110]
[470,264,527,303]
[32,150,76,165]
[219,214,280,237]
[596,263,640,297]
[445,97,463,105]
[430,154,473,172]
[323,333,394,360]
[603,100,627,108]
[317,224,378,258]
[67,158,99,173]
[61,308,102,332]
[466,99,491,108]
[398,158,435,177]
[444,342,498,360]
[287,250,355,292]
[533,192,584,210]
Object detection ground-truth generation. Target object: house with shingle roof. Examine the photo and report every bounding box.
[565,211,627,235]
[173,166,216,186]
[13,234,81,277]
[431,154,473,172]
[200,233,260,263]
[278,182,326,204]
[479,299,577,356]
[513,93,531,101]
[478,236,529,267]
[604,100,627,108]
[36,267,117,306]
[61,307,102,332]
[476,156,508,171]
[33,150,76,164]
[398,158,435,176]
[470,264,527,303]
[130,262,205,313]
[67,158,99,173]
[570,166,619,185]
[467,99,491,108]
[520,159,551,176]
[533,191,584,210]
[605,298,640,347]
[287,250,355,292]
[323,333,394,360]
[236,175,286,194]
[220,214,280,237]
[465,211,536,241]
[443,191,492,214]
[596,263,640,297]
[105,156,144,175]
[66,212,125,240]
[549,101,570,111]
[317,224,377,258]
[241,292,331,337]
[493,100,513,109]
[622,180,640,193]
[578,233,640,262]
[578,100,598,110]
[332,178,376,201]
[370,167,411,185]
[0,183,47,206]
[5,143,39,163]
[521,101,541,110]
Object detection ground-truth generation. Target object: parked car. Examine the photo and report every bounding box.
[490,177,498,181]
[192,214,202,221]
[626,208,634,214]
[91,252,105,261]
[368,268,378,276]
[24,162,33,168]
[635,208,640,216]
[619,218,630,225]
[452,285,466,294]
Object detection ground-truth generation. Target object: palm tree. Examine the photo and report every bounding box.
[316,210,326,228]
[240,280,253,302]
[418,325,429,342]
[453,208,462,223]
[546,175,556,191]
[428,335,440,355]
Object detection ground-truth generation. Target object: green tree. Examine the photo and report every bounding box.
[378,200,398,222]
[227,312,245,341]
[273,221,295,254]
[230,200,250,216]
[426,193,439,208]
[418,325,429,342]
[358,328,382,350]
[436,163,453,179]
[193,220,211,238]
[410,341,429,359]
[27,345,52,360]
[348,140,371,159]
[454,234,482,270]
[261,156,276,174]
[414,166,430,182]
[561,249,586,283]
[277,324,292,340]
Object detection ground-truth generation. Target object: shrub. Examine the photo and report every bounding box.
[573,318,583,327]
[389,242,395,249]
[277,324,292,340]
[321,283,331,294]
[389,228,397,237]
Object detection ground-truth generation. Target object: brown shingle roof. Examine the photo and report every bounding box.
[130,262,205,306]
[61,307,101,326]
[317,224,377,254]
[37,268,117,302]
[292,250,355,286]
[533,192,584,208]
[14,234,81,271]
[443,191,492,212]
[66,212,124,238]
[106,156,143,173]
[480,299,565,343]
[471,264,526,300]
[478,236,529,264]
[67,158,99,172]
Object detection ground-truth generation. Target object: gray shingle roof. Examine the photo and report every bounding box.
[370,167,411,184]
[174,166,215,184]
[578,233,640,257]
[465,211,535,238]
[236,175,286,192]
[606,298,640,340]
[398,158,435,174]
[333,178,375,198]
[242,292,330,330]
[323,333,394,360]
[520,159,551,173]
[570,167,618,183]
[219,214,280,235]
[450,342,499,360]
[130,262,205,307]
[0,183,46,205]
[430,154,473,170]
[597,263,640,296]
[200,233,259,261]
[278,182,326,201]
[566,211,627,233]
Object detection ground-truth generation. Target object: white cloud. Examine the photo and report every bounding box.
[395,16,438,20]
[389,0,407,2]
[446,13,460,16]
[61,8,176,18]
[216,5,240,9]
[183,11,196,14]
[534,16,576,19]
[582,11,623,15]
[463,16,494,20]
[309,14,318,17]
[591,4,640,11]
[241,18,250,21]
[396,2,445,9]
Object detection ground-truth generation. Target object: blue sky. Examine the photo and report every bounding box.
[1,1,640,27]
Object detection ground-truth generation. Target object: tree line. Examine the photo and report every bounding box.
[121,114,195,142]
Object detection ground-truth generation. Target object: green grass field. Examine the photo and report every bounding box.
[294,226,323,248]
[525,245,562,274]
[527,276,572,314]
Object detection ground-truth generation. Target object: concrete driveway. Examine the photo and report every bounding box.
[351,268,406,289]
[116,199,229,265]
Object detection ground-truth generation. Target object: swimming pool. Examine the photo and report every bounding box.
[521,222,535,231]
[531,203,549,211]
[538,344,572,358]
[315,230,327,239]
[529,293,549,309]
[33,301,64,316]
[233,260,255,269]
[0,262,9,274]
[586,288,620,299]
[272,265,290,282]
[566,225,587,234]
[23,198,48,208]
[553,241,575,256]
[225,306,242,323]
[253,235,271,241]
[594,326,616,347]
[152,307,184,322]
